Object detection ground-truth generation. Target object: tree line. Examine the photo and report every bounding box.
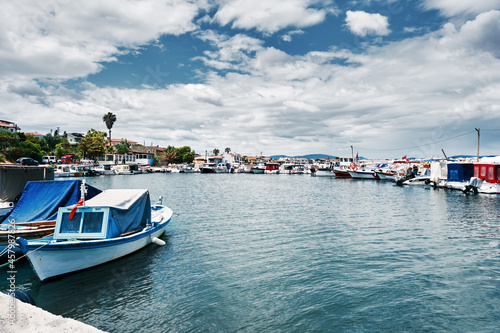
[0,112,195,165]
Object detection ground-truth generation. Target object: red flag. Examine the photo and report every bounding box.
[356,152,358,159]
[69,198,84,220]
[402,155,407,160]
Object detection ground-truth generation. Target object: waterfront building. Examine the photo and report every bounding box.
[0,120,19,132]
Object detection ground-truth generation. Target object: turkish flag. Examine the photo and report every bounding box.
[69,198,84,220]
[402,155,407,160]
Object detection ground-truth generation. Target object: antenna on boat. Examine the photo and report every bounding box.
[80,179,87,205]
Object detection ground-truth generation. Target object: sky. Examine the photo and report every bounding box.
[1,0,499,159]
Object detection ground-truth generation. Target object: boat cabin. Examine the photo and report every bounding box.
[474,164,500,183]
[53,189,152,240]
[265,162,279,172]
[447,163,474,182]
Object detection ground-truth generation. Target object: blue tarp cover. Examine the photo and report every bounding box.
[84,189,151,237]
[4,180,101,223]
[447,163,474,182]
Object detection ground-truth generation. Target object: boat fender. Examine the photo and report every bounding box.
[151,236,166,246]
[2,289,36,306]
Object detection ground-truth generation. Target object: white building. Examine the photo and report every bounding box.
[0,120,19,132]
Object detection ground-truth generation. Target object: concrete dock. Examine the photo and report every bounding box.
[0,292,104,332]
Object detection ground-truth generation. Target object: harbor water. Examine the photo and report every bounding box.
[2,173,500,332]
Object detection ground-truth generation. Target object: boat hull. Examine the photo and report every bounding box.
[348,170,379,179]
[313,170,335,177]
[333,169,351,178]
[18,208,172,281]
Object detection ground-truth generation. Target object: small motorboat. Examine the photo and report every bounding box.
[18,186,172,281]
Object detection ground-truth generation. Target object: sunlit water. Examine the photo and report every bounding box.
[2,173,500,332]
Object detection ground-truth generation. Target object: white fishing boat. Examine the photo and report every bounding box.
[201,163,216,173]
[251,163,265,174]
[17,187,173,281]
[332,157,355,178]
[112,164,133,175]
[279,163,294,174]
[214,163,229,173]
[348,167,379,179]
[54,165,84,178]
[312,162,334,177]
[93,164,114,176]
[291,165,306,175]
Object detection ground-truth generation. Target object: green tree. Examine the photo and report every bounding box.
[102,112,117,144]
[115,140,131,154]
[176,146,195,163]
[225,147,231,154]
[42,132,62,153]
[79,129,107,160]
[0,131,17,150]
[213,148,220,156]
[54,139,72,158]
[16,141,44,162]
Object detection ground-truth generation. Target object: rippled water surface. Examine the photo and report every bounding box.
[3,173,500,332]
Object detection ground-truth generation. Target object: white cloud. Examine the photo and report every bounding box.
[1,4,500,157]
[281,30,305,42]
[0,0,201,79]
[214,0,329,33]
[442,10,500,57]
[345,11,391,37]
[422,0,500,17]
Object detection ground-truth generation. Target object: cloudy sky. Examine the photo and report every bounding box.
[1,0,499,158]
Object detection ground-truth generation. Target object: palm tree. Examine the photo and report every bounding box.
[159,150,178,165]
[225,147,231,154]
[102,112,117,145]
[213,148,220,156]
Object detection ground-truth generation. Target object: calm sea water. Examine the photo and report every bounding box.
[2,173,500,332]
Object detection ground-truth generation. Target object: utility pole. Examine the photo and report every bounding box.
[475,128,480,162]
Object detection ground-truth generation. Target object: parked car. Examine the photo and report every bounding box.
[42,156,57,164]
[59,154,76,164]
[15,157,39,166]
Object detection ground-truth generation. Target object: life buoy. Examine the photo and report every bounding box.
[350,162,357,171]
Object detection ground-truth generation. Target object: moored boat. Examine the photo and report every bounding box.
[54,165,84,177]
[214,163,230,173]
[332,157,354,178]
[465,158,500,194]
[264,162,279,174]
[94,164,114,175]
[201,163,216,173]
[251,163,265,174]
[348,167,379,179]
[17,188,173,281]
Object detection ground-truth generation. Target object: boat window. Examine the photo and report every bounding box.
[82,212,104,233]
[497,167,500,181]
[474,166,479,177]
[488,167,494,180]
[481,166,486,177]
[55,207,109,240]
[60,212,82,233]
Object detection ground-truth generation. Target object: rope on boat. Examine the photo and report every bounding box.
[0,241,51,268]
